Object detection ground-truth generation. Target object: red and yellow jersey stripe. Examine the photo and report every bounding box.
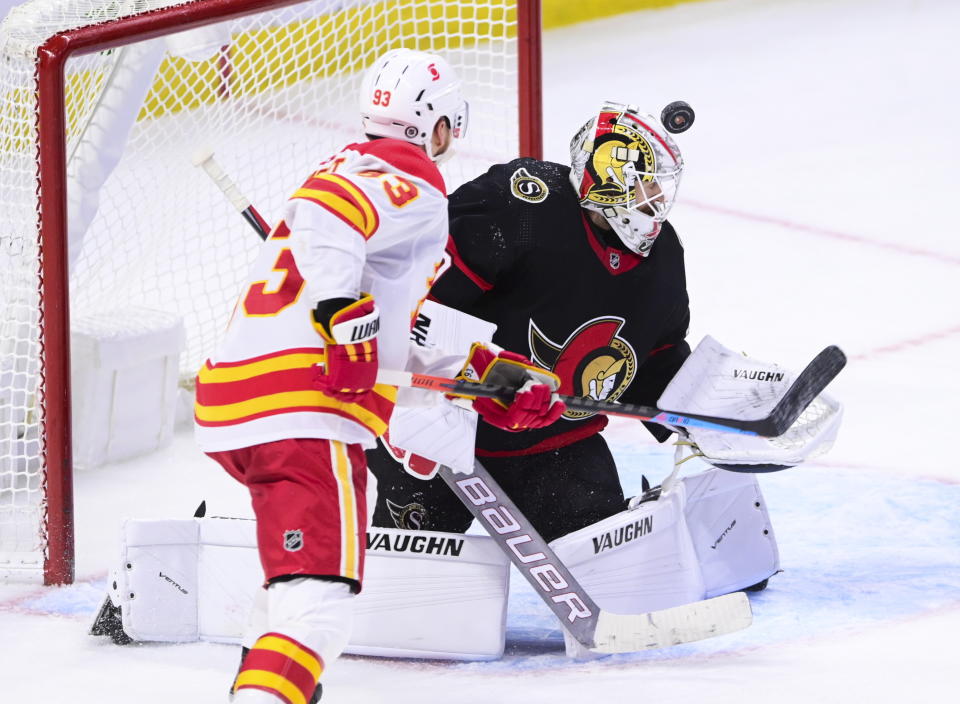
[292,173,379,239]
[195,347,396,437]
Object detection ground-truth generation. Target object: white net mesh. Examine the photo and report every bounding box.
[0,0,526,581]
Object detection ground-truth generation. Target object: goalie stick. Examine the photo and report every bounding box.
[377,342,846,438]
[441,459,752,653]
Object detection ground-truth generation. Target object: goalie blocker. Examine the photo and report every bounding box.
[92,466,775,659]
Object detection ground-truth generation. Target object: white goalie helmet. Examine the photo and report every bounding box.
[569,101,684,256]
[359,48,469,163]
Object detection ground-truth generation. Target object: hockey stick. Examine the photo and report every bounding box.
[192,148,271,240]
[378,343,846,438]
[440,460,752,653]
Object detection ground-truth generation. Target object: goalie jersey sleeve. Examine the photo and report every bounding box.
[429,158,691,455]
[195,140,448,452]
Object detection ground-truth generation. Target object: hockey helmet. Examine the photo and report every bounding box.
[569,101,683,256]
[359,48,469,163]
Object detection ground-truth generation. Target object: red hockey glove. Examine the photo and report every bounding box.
[450,342,566,432]
[381,432,441,480]
[312,294,379,403]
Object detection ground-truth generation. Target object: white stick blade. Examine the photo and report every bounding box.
[590,592,752,654]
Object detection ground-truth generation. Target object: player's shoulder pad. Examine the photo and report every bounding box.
[348,139,446,196]
[497,157,571,206]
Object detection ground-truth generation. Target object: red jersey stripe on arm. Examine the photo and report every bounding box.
[293,174,380,239]
[445,236,493,292]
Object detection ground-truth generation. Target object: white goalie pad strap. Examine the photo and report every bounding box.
[110,519,509,660]
[682,467,780,597]
[548,484,706,657]
[659,335,843,466]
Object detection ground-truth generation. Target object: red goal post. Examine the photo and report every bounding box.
[0,0,542,585]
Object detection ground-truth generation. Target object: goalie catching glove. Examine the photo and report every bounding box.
[312,294,379,403]
[657,335,843,472]
[449,342,566,432]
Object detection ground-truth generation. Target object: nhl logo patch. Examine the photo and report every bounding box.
[283,529,304,552]
[609,252,620,269]
[510,167,548,203]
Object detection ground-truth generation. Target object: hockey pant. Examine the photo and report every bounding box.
[207,438,367,701]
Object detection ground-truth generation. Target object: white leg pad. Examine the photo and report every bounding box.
[108,519,510,660]
[347,529,509,660]
[549,482,706,657]
[682,467,780,596]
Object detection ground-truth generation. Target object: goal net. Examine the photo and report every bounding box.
[0,0,540,584]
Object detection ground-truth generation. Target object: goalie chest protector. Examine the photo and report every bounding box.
[431,158,691,454]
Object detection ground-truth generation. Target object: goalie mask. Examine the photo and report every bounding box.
[359,48,469,164]
[569,101,684,256]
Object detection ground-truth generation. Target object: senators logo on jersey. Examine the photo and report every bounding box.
[509,167,549,203]
[528,316,637,420]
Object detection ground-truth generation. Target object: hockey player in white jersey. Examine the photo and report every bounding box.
[195,48,563,702]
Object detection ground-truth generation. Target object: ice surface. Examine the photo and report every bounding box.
[2,0,959,701]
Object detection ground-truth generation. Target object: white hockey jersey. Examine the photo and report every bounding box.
[195,140,448,451]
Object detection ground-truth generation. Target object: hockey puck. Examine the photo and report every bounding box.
[661,101,695,134]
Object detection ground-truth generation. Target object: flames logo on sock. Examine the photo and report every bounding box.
[528,316,636,419]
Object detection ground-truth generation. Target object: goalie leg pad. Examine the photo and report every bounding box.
[548,483,706,657]
[682,467,780,597]
[347,527,510,660]
[105,519,510,660]
[106,517,262,643]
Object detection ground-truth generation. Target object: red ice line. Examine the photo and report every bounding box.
[847,325,960,362]
[0,570,108,610]
[685,199,960,358]
[685,199,960,267]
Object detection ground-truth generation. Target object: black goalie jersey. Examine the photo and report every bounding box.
[429,158,692,456]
